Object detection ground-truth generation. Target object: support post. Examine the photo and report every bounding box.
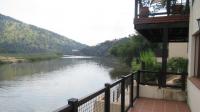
[185,0,190,14]
[158,71,162,88]
[121,76,125,112]
[141,62,145,83]
[104,83,111,112]
[162,28,168,87]
[135,0,138,18]
[130,73,134,107]
[136,71,140,98]
[68,98,78,112]
[181,73,186,91]
[167,0,170,15]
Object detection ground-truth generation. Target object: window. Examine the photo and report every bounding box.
[194,33,200,78]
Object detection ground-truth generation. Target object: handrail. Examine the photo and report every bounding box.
[78,88,106,106]
[54,104,73,112]
[139,70,188,75]
[110,73,136,88]
[110,79,122,88]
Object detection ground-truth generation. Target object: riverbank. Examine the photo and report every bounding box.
[0,53,62,64]
[0,56,25,64]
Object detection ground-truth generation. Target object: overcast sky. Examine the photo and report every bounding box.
[0,0,135,46]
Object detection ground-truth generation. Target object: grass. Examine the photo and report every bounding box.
[0,53,62,64]
[0,55,25,64]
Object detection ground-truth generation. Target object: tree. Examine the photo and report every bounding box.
[110,34,159,66]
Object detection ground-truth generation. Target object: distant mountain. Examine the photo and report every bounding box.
[80,38,130,56]
[0,14,87,54]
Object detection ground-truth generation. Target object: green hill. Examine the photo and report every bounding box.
[0,14,87,54]
[80,38,130,56]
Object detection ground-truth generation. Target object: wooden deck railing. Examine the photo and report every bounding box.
[54,70,187,112]
[135,0,190,19]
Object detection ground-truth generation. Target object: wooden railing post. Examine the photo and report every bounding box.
[135,0,138,18]
[167,0,171,15]
[185,0,190,14]
[158,71,162,88]
[162,28,168,87]
[121,76,125,112]
[68,98,78,112]
[130,73,134,107]
[181,73,186,91]
[104,83,111,112]
[136,71,140,98]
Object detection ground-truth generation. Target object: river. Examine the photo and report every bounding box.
[0,56,130,112]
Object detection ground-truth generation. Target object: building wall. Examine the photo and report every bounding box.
[156,43,188,63]
[187,80,200,112]
[139,85,186,101]
[188,0,200,77]
[168,43,188,58]
[187,0,200,112]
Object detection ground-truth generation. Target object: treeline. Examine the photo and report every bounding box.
[109,34,161,66]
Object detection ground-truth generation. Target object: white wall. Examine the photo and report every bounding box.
[187,80,200,112]
[168,43,188,58]
[188,0,200,77]
[187,0,200,112]
[139,85,186,101]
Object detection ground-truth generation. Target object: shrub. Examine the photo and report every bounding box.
[167,57,188,73]
[139,50,161,71]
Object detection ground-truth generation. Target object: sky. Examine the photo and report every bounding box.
[0,0,135,46]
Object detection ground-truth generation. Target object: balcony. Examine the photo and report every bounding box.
[134,0,189,42]
[129,98,190,112]
[55,70,190,112]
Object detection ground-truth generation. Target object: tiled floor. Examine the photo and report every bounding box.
[129,98,191,112]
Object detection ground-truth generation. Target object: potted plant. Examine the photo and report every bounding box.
[149,0,165,14]
[150,0,184,15]
[170,0,184,14]
[139,0,150,18]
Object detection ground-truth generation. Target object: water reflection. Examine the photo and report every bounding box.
[0,56,130,112]
[0,58,77,81]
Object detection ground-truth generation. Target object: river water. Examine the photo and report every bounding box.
[0,56,129,112]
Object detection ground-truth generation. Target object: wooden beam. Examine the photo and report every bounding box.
[135,22,189,30]
[134,15,189,25]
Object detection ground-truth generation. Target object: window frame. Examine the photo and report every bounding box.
[194,32,200,78]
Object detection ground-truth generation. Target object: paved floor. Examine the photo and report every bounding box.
[129,98,190,112]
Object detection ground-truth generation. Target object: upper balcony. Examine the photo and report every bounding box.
[134,0,190,42]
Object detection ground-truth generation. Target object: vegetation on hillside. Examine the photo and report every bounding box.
[0,14,87,54]
[80,38,130,56]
